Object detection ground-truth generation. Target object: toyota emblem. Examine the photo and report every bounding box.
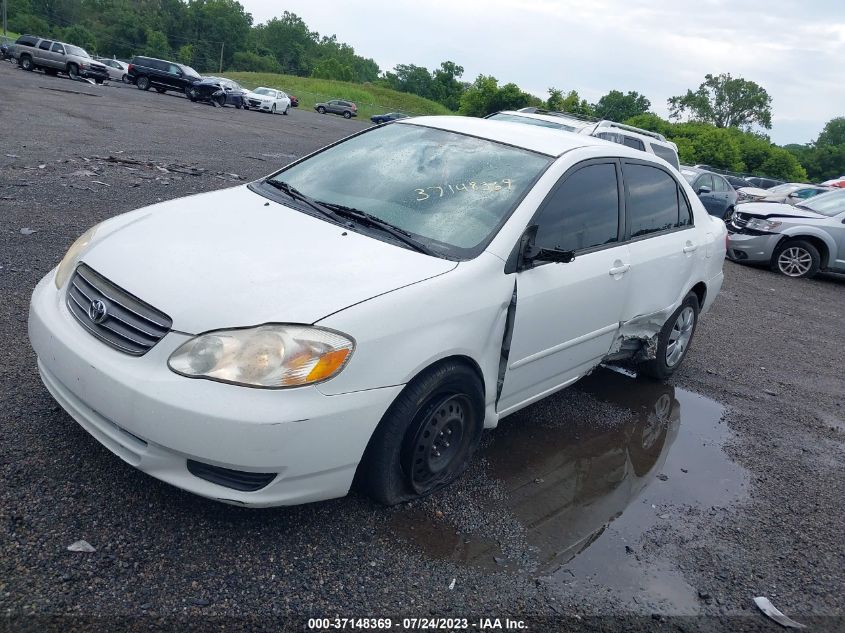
[88,299,108,324]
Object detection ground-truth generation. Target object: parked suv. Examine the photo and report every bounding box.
[487,109,681,170]
[14,35,109,83]
[127,56,202,93]
[727,189,845,278]
[315,99,358,118]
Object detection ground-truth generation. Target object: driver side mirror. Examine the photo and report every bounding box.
[517,225,575,271]
[697,185,711,195]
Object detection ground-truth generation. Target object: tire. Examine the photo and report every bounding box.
[67,63,79,80]
[95,78,104,85]
[640,293,700,380]
[155,87,166,94]
[356,361,484,505]
[283,105,289,115]
[771,239,820,279]
[317,106,326,114]
[236,102,242,110]
[343,110,352,119]
[19,55,33,71]
[271,103,276,114]
[136,76,150,91]
[187,88,198,102]
[723,206,735,222]
[215,94,226,107]
[122,74,130,84]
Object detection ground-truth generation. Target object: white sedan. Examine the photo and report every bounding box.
[29,117,726,507]
[95,58,130,83]
[244,86,291,114]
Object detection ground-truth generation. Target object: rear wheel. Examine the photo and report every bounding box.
[343,110,352,119]
[121,74,130,84]
[19,55,33,71]
[356,361,484,505]
[640,293,699,380]
[136,75,150,91]
[771,239,820,278]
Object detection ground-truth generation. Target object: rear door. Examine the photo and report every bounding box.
[693,173,721,215]
[35,39,53,66]
[620,160,698,323]
[498,159,631,414]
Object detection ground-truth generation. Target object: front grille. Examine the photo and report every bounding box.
[66,264,172,356]
[732,213,749,228]
[248,99,262,107]
[186,460,277,492]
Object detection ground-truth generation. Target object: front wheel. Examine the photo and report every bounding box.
[271,103,276,114]
[356,361,484,505]
[317,106,326,114]
[771,239,820,278]
[67,63,79,80]
[283,105,289,115]
[640,293,700,380]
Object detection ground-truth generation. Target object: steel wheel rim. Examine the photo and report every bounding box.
[666,307,695,367]
[777,247,812,277]
[406,394,469,494]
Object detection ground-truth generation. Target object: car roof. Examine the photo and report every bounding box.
[401,116,644,158]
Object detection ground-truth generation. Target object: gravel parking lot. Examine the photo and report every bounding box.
[1,63,844,631]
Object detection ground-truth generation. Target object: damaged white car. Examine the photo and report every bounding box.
[29,117,726,507]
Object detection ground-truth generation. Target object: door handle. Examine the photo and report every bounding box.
[683,242,698,253]
[608,264,630,276]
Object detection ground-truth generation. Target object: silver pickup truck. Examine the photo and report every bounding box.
[12,34,110,83]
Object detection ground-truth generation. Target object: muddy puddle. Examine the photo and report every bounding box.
[391,367,749,613]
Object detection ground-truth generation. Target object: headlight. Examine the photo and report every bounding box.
[168,325,354,388]
[745,218,782,232]
[54,224,100,289]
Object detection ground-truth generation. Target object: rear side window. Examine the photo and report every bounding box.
[17,35,39,46]
[624,163,688,237]
[38,40,52,50]
[713,176,730,192]
[534,162,620,252]
[622,136,645,151]
[650,143,680,170]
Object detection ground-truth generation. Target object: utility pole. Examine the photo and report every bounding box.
[219,42,223,73]
[3,0,7,36]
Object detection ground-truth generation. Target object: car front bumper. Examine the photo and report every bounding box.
[81,67,110,81]
[726,231,782,263]
[28,270,402,507]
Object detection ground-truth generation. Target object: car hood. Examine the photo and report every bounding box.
[738,187,774,198]
[80,185,458,333]
[734,202,826,220]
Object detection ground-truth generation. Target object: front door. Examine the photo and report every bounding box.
[498,160,631,414]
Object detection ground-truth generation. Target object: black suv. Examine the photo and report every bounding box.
[127,56,202,94]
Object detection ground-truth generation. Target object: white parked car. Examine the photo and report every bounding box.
[245,86,291,114]
[95,57,130,83]
[28,117,726,507]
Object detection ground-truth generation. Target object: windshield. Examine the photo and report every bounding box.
[800,190,845,217]
[254,88,274,96]
[679,169,699,184]
[487,112,578,133]
[767,183,801,194]
[266,123,551,257]
[65,45,89,58]
[179,64,201,79]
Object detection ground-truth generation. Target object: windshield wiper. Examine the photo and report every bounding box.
[264,179,344,223]
[317,201,440,257]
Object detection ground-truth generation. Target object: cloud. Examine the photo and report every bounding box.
[241,0,844,143]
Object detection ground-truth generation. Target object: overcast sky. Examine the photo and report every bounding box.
[242,0,844,145]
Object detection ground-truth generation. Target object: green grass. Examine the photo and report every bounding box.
[2,30,20,42]
[224,72,453,120]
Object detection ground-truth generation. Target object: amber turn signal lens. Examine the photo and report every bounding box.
[306,349,351,383]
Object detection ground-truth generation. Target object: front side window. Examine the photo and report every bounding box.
[265,123,551,257]
[625,163,686,237]
[533,163,620,253]
[695,174,714,192]
[51,43,64,54]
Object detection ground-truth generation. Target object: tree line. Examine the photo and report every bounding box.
[7,0,843,182]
